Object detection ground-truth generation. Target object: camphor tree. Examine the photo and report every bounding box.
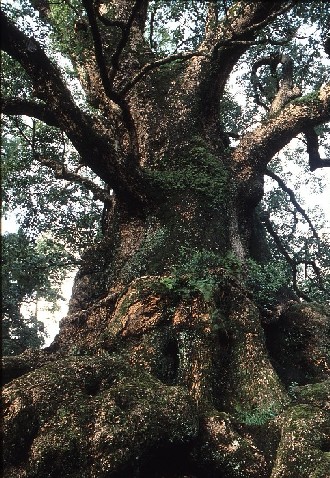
[1,1,330,477]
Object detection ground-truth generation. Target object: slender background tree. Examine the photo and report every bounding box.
[1,1,330,477]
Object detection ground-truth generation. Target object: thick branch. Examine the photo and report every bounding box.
[219,0,295,43]
[108,0,146,84]
[211,1,295,61]
[1,98,59,127]
[0,9,112,183]
[304,127,330,171]
[82,0,139,150]
[194,1,296,127]
[233,84,330,177]
[269,54,301,115]
[0,10,150,209]
[82,0,118,100]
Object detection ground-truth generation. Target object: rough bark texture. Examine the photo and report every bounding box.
[1,1,330,477]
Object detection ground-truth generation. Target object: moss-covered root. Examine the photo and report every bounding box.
[192,412,269,478]
[221,292,288,413]
[1,349,59,385]
[2,356,198,478]
[271,381,330,478]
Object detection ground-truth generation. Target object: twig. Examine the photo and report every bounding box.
[35,155,113,204]
[265,169,320,243]
[261,215,312,301]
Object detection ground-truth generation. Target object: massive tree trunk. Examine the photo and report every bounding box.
[1,1,330,477]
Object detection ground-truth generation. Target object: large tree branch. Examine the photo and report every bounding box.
[108,0,146,82]
[0,10,150,209]
[1,98,59,127]
[82,0,140,153]
[233,84,330,178]
[0,10,111,183]
[82,0,123,103]
[209,1,295,85]
[251,53,301,116]
[304,127,330,171]
[191,1,296,131]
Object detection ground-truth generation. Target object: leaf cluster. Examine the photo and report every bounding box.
[161,248,241,302]
[1,229,76,355]
[2,118,103,255]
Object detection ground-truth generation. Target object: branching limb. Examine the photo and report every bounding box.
[1,98,59,127]
[81,0,122,105]
[212,1,295,59]
[108,0,146,84]
[0,10,150,207]
[304,127,330,171]
[82,0,139,150]
[0,9,113,183]
[14,117,112,205]
[36,156,113,204]
[233,84,330,178]
[194,1,297,115]
[265,169,320,243]
[261,215,321,302]
[251,53,301,115]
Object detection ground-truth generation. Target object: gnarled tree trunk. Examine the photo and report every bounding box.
[1,1,330,477]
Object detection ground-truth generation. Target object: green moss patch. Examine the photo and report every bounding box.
[2,356,198,477]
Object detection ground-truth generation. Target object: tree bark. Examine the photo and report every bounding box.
[1,1,330,477]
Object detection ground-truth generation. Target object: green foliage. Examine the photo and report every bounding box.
[1,52,33,98]
[145,1,207,54]
[236,403,279,425]
[1,118,103,255]
[219,89,243,137]
[263,151,330,304]
[287,382,299,400]
[160,249,241,301]
[1,229,76,355]
[247,260,291,308]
